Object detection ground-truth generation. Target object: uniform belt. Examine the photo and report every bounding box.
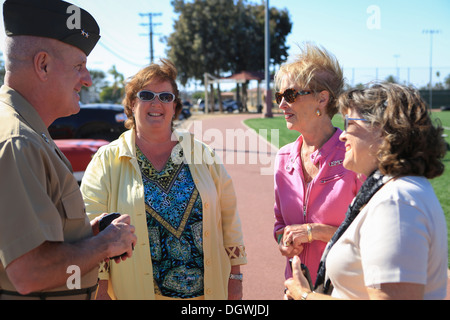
[0,283,98,300]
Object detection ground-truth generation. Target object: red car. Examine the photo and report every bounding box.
[55,139,109,184]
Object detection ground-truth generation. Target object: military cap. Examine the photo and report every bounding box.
[3,0,100,56]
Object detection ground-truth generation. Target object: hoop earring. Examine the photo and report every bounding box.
[316,109,321,117]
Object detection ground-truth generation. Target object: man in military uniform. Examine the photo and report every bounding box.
[0,0,137,300]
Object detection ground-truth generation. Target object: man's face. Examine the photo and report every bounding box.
[48,43,92,118]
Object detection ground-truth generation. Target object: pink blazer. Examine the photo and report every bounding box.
[273,128,362,282]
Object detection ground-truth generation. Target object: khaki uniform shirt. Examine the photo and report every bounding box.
[0,85,98,296]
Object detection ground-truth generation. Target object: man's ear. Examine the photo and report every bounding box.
[33,51,50,81]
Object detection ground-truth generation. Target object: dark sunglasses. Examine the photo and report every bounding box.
[275,88,311,104]
[137,90,175,103]
[344,114,368,131]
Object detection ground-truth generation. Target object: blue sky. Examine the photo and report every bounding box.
[1,0,449,90]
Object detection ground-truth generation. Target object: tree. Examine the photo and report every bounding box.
[80,69,107,103]
[385,75,397,83]
[167,0,234,85]
[99,65,125,103]
[444,73,450,90]
[166,0,291,84]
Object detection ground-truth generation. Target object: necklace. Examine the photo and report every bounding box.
[300,146,318,184]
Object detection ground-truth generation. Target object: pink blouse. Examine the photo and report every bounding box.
[273,128,362,282]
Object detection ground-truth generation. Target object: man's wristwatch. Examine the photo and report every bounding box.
[229,273,243,281]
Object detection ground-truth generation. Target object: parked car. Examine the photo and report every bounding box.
[223,99,242,113]
[55,139,109,184]
[49,103,127,141]
[179,101,192,120]
[198,99,241,113]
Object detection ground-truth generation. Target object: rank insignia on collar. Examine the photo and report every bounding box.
[41,133,50,143]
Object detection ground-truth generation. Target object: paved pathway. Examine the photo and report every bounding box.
[182,113,286,300]
[181,112,450,300]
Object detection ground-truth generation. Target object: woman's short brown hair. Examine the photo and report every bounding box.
[338,82,446,179]
[274,42,344,118]
[122,59,183,129]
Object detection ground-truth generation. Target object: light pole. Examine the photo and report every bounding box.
[393,54,400,83]
[422,29,440,109]
[264,0,273,118]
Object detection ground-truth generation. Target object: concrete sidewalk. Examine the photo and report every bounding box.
[180,112,450,300]
[181,112,286,299]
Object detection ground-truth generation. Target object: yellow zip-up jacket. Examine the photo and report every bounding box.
[80,128,247,300]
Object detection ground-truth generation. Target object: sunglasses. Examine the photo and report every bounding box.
[344,114,368,131]
[137,90,175,103]
[275,88,311,104]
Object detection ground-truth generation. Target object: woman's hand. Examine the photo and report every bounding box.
[283,224,310,247]
[228,266,243,300]
[228,278,243,300]
[279,224,339,256]
[284,256,312,300]
[276,226,305,258]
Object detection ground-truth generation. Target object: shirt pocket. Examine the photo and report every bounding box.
[62,188,86,220]
[319,172,346,184]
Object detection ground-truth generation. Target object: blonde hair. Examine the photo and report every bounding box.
[275,42,344,117]
[338,82,446,179]
[122,59,182,129]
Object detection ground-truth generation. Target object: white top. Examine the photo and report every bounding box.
[327,176,448,300]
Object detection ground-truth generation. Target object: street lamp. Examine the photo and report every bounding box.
[393,54,400,83]
[264,0,273,118]
[422,29,440,109]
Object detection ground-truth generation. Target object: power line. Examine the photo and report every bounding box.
[139,12,162,64]
[98,41,145,68]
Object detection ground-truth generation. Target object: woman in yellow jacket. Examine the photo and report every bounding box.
[80,59,247,300]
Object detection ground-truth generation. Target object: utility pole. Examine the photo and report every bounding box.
[140,12,162,64]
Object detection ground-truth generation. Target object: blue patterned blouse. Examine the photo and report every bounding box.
[136,144,204,298]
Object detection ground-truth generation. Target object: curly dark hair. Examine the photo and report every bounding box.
[122,59,183,130]
[338,82,446,179]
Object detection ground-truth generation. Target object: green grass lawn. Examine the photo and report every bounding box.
[244,112,450,267]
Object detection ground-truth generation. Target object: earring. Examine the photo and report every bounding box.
[316,109,321,117]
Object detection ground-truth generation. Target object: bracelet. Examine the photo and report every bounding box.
[306,224,313,243]
[229,273,243,281]
[301,291,312,300]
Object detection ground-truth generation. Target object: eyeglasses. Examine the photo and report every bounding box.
[275,88,311,104]
[344,114,368,131]
[137,90,175,103]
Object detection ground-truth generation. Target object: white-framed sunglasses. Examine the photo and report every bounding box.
[137,90,175,103]
[344,114,368,131]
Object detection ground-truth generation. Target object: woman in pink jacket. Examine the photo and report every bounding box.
[273,43,362,283]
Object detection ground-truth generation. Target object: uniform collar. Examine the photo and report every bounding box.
[0,85,53,145]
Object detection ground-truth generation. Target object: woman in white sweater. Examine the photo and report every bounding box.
[285,82,448,300]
